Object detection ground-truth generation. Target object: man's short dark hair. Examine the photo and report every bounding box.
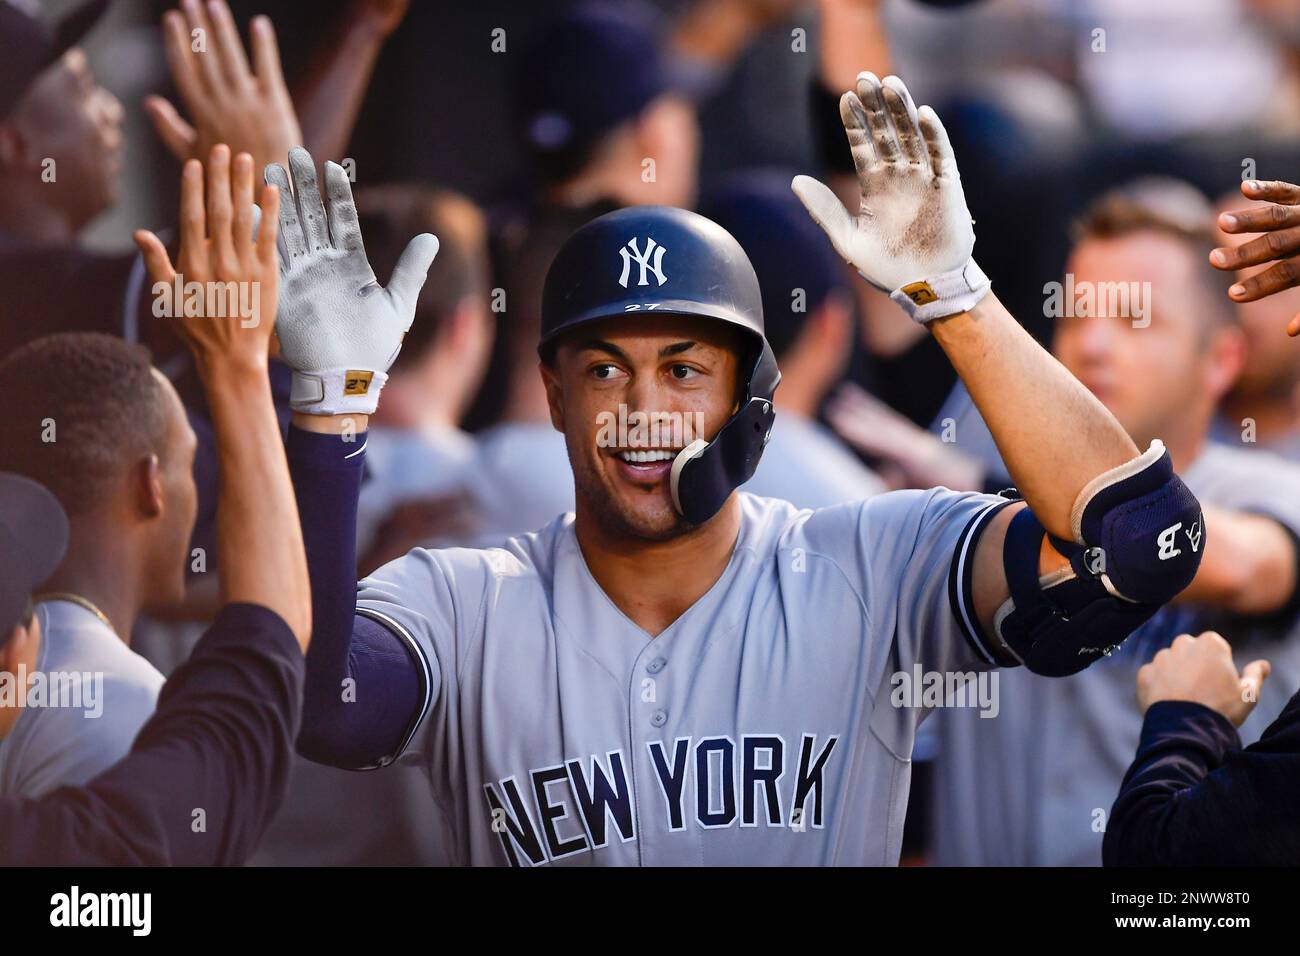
[1074,177,1239,338]
[356,186,489,375]
[0,333,167,516]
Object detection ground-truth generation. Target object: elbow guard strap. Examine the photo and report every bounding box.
[991,441,1204,676]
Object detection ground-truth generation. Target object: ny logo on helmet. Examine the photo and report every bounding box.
[618,237,667,289]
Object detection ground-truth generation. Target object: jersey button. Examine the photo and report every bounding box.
[647,657,667,674]
[650,709,667,727]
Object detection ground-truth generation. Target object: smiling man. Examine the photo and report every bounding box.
[276,73,1204,866]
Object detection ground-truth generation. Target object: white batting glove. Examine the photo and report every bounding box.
[266,147,439,415]
[792,73,989,324]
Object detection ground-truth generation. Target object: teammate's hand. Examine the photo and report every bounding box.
[133,144,280,376]
[792,73,988,323]
[825,382,984,491]
[145,0,302,197]
[1212,179,1300,335]
[1136,631,1270,727]
[268,147,439,416]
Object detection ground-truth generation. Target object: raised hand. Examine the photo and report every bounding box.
[1137,632,1271,728]
[146,0,301,196]
[133,144,280,375]
[1212,179,1300,335]
[267,147,439,416]
[792,72,988,323]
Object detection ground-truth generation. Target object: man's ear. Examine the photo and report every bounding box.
[0,618,33,673]
[134,455,166,519]
[540,360,565,433]
[1208,324,1247,404]
[0,121,29,171]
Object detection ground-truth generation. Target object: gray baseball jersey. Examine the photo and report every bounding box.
[357,489,1007,866]
[0,599,163,798]
[469,422,575,546]
[928,442,1300,866]
[1210,412,1300,462]
[355,424,478,555]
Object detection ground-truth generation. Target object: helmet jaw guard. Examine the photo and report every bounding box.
[669,338,779,526]
[670,394,775,525]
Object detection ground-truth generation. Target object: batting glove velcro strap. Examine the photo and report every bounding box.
[289,367,389,416]
[889,259,991,324]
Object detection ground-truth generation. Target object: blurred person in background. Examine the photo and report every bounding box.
[0,332,199,798]
[517,2,700,215]
[352,185,494,570]
[0,0,129,355]
[2,143,314,864]
[700,172,885,508]
[1211,189,1300,458]
[1103,631,1299,866]
[927,179,1300,866]
[473,206,581,543]
[515,0,796,215]
[0,475,71,746]
[0,0,404,361]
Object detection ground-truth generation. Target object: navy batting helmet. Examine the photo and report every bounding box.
[540,205,781,526]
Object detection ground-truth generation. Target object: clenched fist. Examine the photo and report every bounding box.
[1137,631,1270,727]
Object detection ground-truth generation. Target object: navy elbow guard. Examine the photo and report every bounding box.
[991,441,1203,676]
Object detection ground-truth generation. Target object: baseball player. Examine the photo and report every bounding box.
[1,142,312,866]
[274,74,1203,866]
[1104,631,1299,866]
[928,178,1300,866]
[0,332,181,798]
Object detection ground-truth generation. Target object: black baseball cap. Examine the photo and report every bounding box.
[0,0,110,120]
[700,171,848,359]
[518,1,683,156]
[0,473,69,642]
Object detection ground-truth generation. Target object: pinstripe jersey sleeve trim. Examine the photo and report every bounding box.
[355,604,435,767]
[947,497,1018,667]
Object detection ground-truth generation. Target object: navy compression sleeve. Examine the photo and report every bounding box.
[287,425,423,769]
[1103,694,1300,866]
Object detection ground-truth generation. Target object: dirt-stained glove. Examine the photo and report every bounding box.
[792,72,989,324]
[266,146,439,415]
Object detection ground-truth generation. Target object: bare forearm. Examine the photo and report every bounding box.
[671,0,782,67]
[201,359,311,646]
[818,0,892,91]
[293,18,389,163]
[929,292,1138,540]
[1178,508,1297,615]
